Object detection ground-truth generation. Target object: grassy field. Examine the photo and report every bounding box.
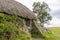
[48,27,60,40]
[32,27,60,40]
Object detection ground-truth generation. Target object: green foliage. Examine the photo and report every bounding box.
[0,13,24,26]
[17,18,25,27]
[0,13,18,22]
[31,21,55,40]
[0,22,32,40]
[33,2,52,26]
[44,31,55,39]
[31,21,45,38]
[0,12,32,40]
[0,22,19,40]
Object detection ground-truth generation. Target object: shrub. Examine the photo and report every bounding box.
[0,12,32,40]
[0,22,19,40]
[31,21,45,38]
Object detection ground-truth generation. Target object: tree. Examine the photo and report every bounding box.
[33,2,52,27]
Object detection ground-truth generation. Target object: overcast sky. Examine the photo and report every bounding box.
[15,0,60,27]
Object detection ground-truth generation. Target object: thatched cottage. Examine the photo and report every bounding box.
[0,0,36,31]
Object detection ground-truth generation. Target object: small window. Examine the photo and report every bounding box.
[25,19,30,26]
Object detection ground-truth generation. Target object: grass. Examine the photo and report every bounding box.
[49,27,60,40]
[38,27,60,40]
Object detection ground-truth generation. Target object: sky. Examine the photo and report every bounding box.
[15,0,60,27]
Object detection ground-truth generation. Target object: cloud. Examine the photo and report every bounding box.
[48,9,60,27]
[52,9,60,18]
[45,17,60,27]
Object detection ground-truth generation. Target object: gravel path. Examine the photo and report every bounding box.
[35,38,40,40]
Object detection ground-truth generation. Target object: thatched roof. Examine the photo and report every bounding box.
[0,0,36,19]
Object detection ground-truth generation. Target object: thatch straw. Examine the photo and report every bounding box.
[0,0,36,19]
